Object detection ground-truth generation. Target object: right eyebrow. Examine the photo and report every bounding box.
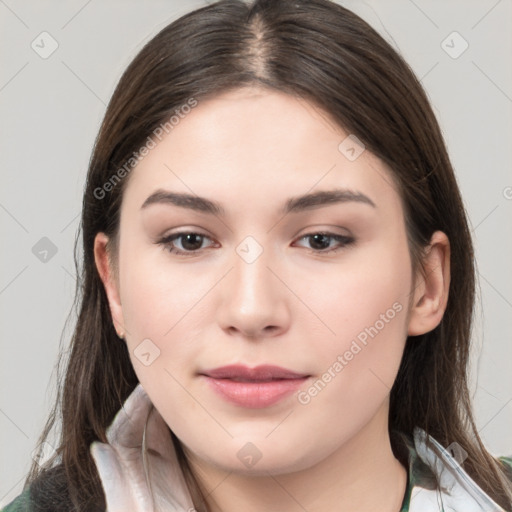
[140,190,225,216]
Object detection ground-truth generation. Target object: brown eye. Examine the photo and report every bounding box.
[294,232,355,253]
[177,233,205,251]
[158,231,216,256]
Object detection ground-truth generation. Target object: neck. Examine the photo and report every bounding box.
[184,405,408,512]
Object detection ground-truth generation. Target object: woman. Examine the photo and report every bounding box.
[3,0,512,511]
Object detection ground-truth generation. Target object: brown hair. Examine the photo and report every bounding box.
[24,0,512,510]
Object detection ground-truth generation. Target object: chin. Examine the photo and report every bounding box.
[192,440,320,477]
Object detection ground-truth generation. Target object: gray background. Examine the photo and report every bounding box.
[1,0,511,506]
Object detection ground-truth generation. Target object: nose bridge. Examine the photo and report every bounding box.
[217,236,290,336]
[233,243,272,302]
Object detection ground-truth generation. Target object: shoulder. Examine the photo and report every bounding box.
[9,465,104,512]
[1,488,33,512]
[498,455,512,482]
[2,466,74,512]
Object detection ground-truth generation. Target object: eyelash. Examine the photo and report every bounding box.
[157,231,355,257]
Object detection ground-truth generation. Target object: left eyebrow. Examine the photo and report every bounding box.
[283,188,376,213]
[139,187,376,215]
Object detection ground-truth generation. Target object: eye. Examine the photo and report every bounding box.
[157,230,354,257]
[157,231,217,256]
[293,232,355,254]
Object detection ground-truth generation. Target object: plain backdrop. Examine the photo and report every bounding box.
[1,0,511,506]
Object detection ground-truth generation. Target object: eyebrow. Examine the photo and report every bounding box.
[140,188,376,215]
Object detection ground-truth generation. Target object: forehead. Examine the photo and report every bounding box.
[157,87,348,168]
[121,87,400,216]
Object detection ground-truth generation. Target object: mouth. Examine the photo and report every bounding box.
[200,364,309,380]
[199,364,311,408]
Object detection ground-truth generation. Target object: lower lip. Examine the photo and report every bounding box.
[202,376,309,408]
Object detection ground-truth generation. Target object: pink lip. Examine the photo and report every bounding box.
[199,365,310,409]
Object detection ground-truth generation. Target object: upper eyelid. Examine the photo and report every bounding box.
[162,229,350,241]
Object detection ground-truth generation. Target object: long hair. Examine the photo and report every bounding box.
[24,0,512,510]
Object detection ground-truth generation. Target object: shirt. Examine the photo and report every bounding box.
[3,384,512,512]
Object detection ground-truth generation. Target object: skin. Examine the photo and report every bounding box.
[94,87,450,512]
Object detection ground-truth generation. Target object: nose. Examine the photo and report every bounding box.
[216,244,291,340]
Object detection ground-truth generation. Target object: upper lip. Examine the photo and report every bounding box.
[200,364,309,380]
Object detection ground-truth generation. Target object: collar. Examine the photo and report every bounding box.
[91,384,507,512]
[397,427,506,511]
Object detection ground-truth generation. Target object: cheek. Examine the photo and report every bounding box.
[291,250,410,451]
[296,237,411,351]
[292,242,411,424]
[117,254,205,390]
[119,247,216,342]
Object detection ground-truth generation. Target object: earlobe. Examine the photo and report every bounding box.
[94,232,125,337]
[407,231,451,336]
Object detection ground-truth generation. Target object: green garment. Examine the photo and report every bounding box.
[1,488,31,512]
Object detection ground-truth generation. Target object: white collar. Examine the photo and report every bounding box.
[91,383,506,512]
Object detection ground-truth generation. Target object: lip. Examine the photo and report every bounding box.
[199,365,310,409]
[201,364,309,380]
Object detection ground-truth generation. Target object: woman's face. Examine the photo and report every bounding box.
[97,87,417,475]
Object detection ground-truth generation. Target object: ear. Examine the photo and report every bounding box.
[94,232,125,337]
[407,231,451,336]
